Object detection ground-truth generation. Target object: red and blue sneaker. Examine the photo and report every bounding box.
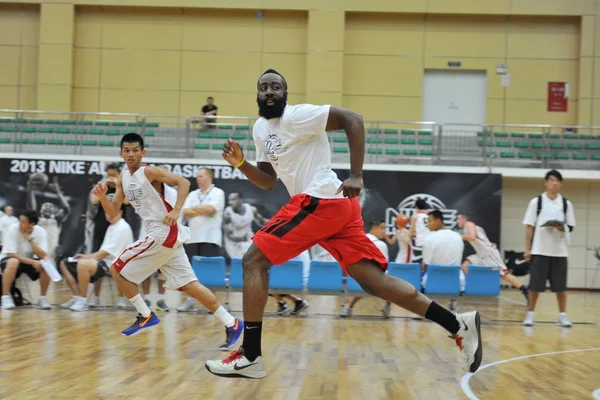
[122,312,160,336]
[219,319,244,351]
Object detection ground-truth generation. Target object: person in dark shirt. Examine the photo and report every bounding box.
[202,97,218,129]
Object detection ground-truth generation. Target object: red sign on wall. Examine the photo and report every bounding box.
[547,82,568,112]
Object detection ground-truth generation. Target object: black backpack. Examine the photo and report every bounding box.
[0,275,28,307]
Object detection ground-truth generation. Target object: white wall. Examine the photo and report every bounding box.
[502,177,600,289]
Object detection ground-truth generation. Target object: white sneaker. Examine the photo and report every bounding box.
[1,295,16,310]
[70,297,88,312]
[557,313,572,327]
[61,297,76,309]
[205,349,266,379]
[116,297,127,309]
[340,306,353,318]
[177,298,197,312]
[454,311,483,373]
[39,297,52,310]
[88,296,101,308]
[381,302,391,319]
[523,311,535,326]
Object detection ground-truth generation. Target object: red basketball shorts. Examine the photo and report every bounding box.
[252,194,388,275]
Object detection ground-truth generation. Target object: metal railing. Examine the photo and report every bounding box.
[1,109,599,170]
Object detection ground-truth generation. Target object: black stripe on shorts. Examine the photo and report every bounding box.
[271,196,320,238]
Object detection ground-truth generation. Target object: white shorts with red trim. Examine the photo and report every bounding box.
[112,236,197,290]
[467,248,508,276]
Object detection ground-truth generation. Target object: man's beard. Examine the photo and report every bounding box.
[258,95,287,120]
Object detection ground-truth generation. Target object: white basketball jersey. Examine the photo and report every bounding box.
[122,166,190,247]
[468,223,495,256]
[224,204,254,240]
[414,211,431,247]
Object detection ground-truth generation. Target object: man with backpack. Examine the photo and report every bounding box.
[522,170,576,327]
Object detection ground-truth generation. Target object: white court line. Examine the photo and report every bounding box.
[593,389,600,400]
[460,348,600,400]
[499,296,527,306]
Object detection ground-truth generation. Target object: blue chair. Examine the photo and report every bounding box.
[191,256,226,288]
[424,264,461,295]
[269,259,304,291]
[308,261,343,292]
[346,274,364,293]
[387,262,421,290]
[230,258,243,289]
[465,265,501,296]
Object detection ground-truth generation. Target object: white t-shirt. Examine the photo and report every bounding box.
[523,193,575,257]
[100,218,134,263]
[414,211,431,248]
[0,215,19,246]
[422,229,464,266]
[253,104,343,199]
[182,185,225,245]
[1,224,48,259]
[367,233,389,262]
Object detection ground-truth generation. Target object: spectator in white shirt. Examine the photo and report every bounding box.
[0,205,19,252]
[178,167,225,311]
[1,210,51,310]
[59,208,134,311]
[340,219,391,318]
[522,170,575,328]
[421,210,465,293]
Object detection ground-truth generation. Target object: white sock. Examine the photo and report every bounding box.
[129,294,151,317]
[213,306,236,328]
[39,295,46,300]
[559,312,567,317]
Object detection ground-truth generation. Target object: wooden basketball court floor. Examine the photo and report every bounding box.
[1,283,599,400]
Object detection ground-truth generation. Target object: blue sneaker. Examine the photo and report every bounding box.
[122,312,160,336]
[219,319,244,351]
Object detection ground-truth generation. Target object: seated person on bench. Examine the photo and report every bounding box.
[1,210,51,310]
[60,207,133,311]
[421,210,465,293]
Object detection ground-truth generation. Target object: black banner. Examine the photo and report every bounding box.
[0,158,501,263]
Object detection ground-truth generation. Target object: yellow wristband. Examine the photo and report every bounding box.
[233,158,245,169]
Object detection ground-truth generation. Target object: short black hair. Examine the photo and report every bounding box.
[228,191,243,198]
[457,211,470,220]
[121,133,144,149]
[105,162,120,172]
[428,210,444,222]
[207,96,214,101]
[369,218,385,230]
[415,198,428,210]
[545,169,563,181]
[258,69,288,90]
[22,210,39,225]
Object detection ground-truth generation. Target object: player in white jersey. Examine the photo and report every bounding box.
[222,192,267,259]
[408,198,431,248]
[457,212,529,304]
[92,133,243,347]
[206,69,483,378]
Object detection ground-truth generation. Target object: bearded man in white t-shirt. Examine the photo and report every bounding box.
[206,69,484,378]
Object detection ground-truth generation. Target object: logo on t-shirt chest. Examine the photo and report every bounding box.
[125,182,144,208]
[263,134,283,162]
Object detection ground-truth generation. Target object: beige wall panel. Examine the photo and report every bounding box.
[72,87,99,112]
[101,49,180,90]
[100,89,179,115]
[344,55,422,97]
[73,48,100,88]
[506,59,579,100]
[38,45,73,85]
[181,52,261,92]
[74,6,103,48]
[0,46,20,85]
[0,86,19,109]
